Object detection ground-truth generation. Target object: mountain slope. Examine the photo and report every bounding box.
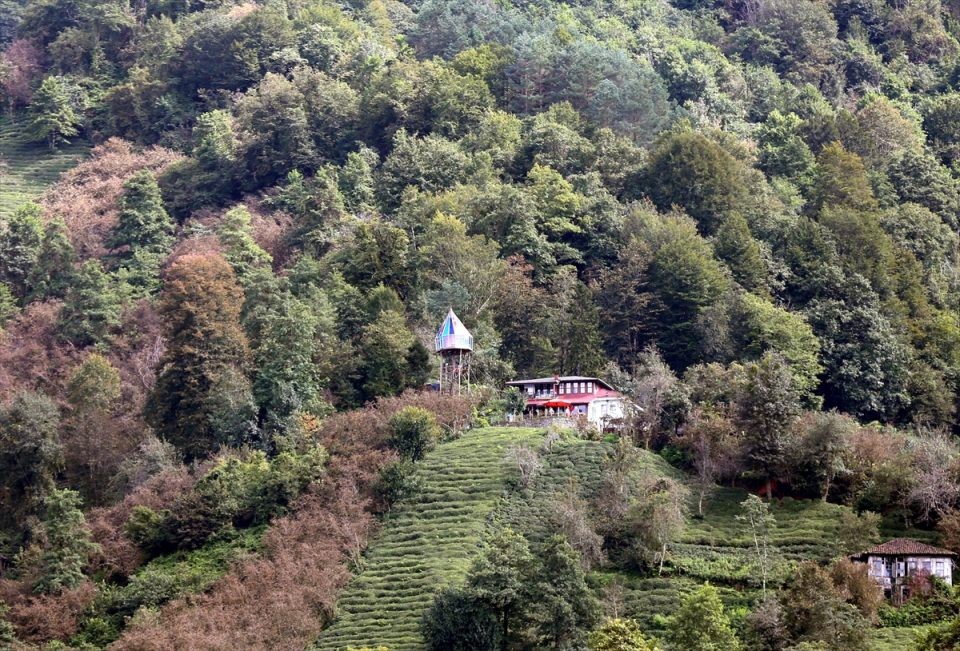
[0,116,88,219]
[313,426,544,651]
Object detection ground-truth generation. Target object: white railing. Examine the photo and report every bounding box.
[435,333,473,352]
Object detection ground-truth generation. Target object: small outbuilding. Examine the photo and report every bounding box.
[850,538,955,601]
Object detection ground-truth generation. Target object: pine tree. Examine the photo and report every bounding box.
[0,601,16,649]
[57,260,122,346]
[28,76,81,149]
[404,338,431,388]
[252,294,331,429]
[645,213,729,368]
[0,202,43,299]
[33,488,99,594]
[339,147,377,213]
[194,109,238,172]
[217,205,272,281]
[596,241,658,369]
[529,536,602,649]
[108,170,175,257]
[27,218,76,301]
[359,309,417,401]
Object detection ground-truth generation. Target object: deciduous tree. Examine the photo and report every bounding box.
[387,406,441,462]
[146,253,255,460]
[665,583,741,651]
[737,494,775,598]
[0,391,62,534]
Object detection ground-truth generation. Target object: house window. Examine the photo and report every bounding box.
[936,560,945,576]
[922,560,932,573]
[587,382,594,393]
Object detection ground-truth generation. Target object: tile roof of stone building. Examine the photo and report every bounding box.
[856,538,956,557]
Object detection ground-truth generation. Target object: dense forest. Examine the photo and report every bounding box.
[5,0,960,646]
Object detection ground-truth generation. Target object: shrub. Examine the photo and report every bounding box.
[124,506,167,556]
[589,617,661,651]
[373,460,421,512]
[125,446,328,556]
[387,407,441,462]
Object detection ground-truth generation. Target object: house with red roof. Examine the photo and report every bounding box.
[850,538,955,600]
[506,375,626,430]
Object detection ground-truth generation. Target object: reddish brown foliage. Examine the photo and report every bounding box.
[829,558,884,622]
[843,425,906,494]
[0,300,79,402]
[166,233,224,266]
[187,198,295,267]
[937,508,960,554]
[112,472,377,651]
[0,299,165,505]
[41,139,184,259]
[111,391,473,650]
[0,580,96,644]
[107,300,165,408]
[0,39,42,109]
[319,391,474,458]
[247,202,294,266]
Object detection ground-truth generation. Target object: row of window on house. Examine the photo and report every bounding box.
[525,382,596,397]
[872,558,949,578]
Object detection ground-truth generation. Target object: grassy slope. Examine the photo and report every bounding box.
[0,116,88,219]
[313,426,544,651]
[316,429,939,651]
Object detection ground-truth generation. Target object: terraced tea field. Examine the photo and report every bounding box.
[313,426,544,651]
[315,429,941,650]
[500,435,681,544]
[0,115,88,219]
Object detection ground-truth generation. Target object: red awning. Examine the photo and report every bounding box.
[542,400,572,408]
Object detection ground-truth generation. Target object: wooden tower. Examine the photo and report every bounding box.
[435,308,473,395]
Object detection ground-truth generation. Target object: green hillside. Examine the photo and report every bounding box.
[0,116,88,219]
[315,427,939,650]
[313,427,544,651]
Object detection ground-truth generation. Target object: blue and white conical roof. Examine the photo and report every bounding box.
[435,308,474,352]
